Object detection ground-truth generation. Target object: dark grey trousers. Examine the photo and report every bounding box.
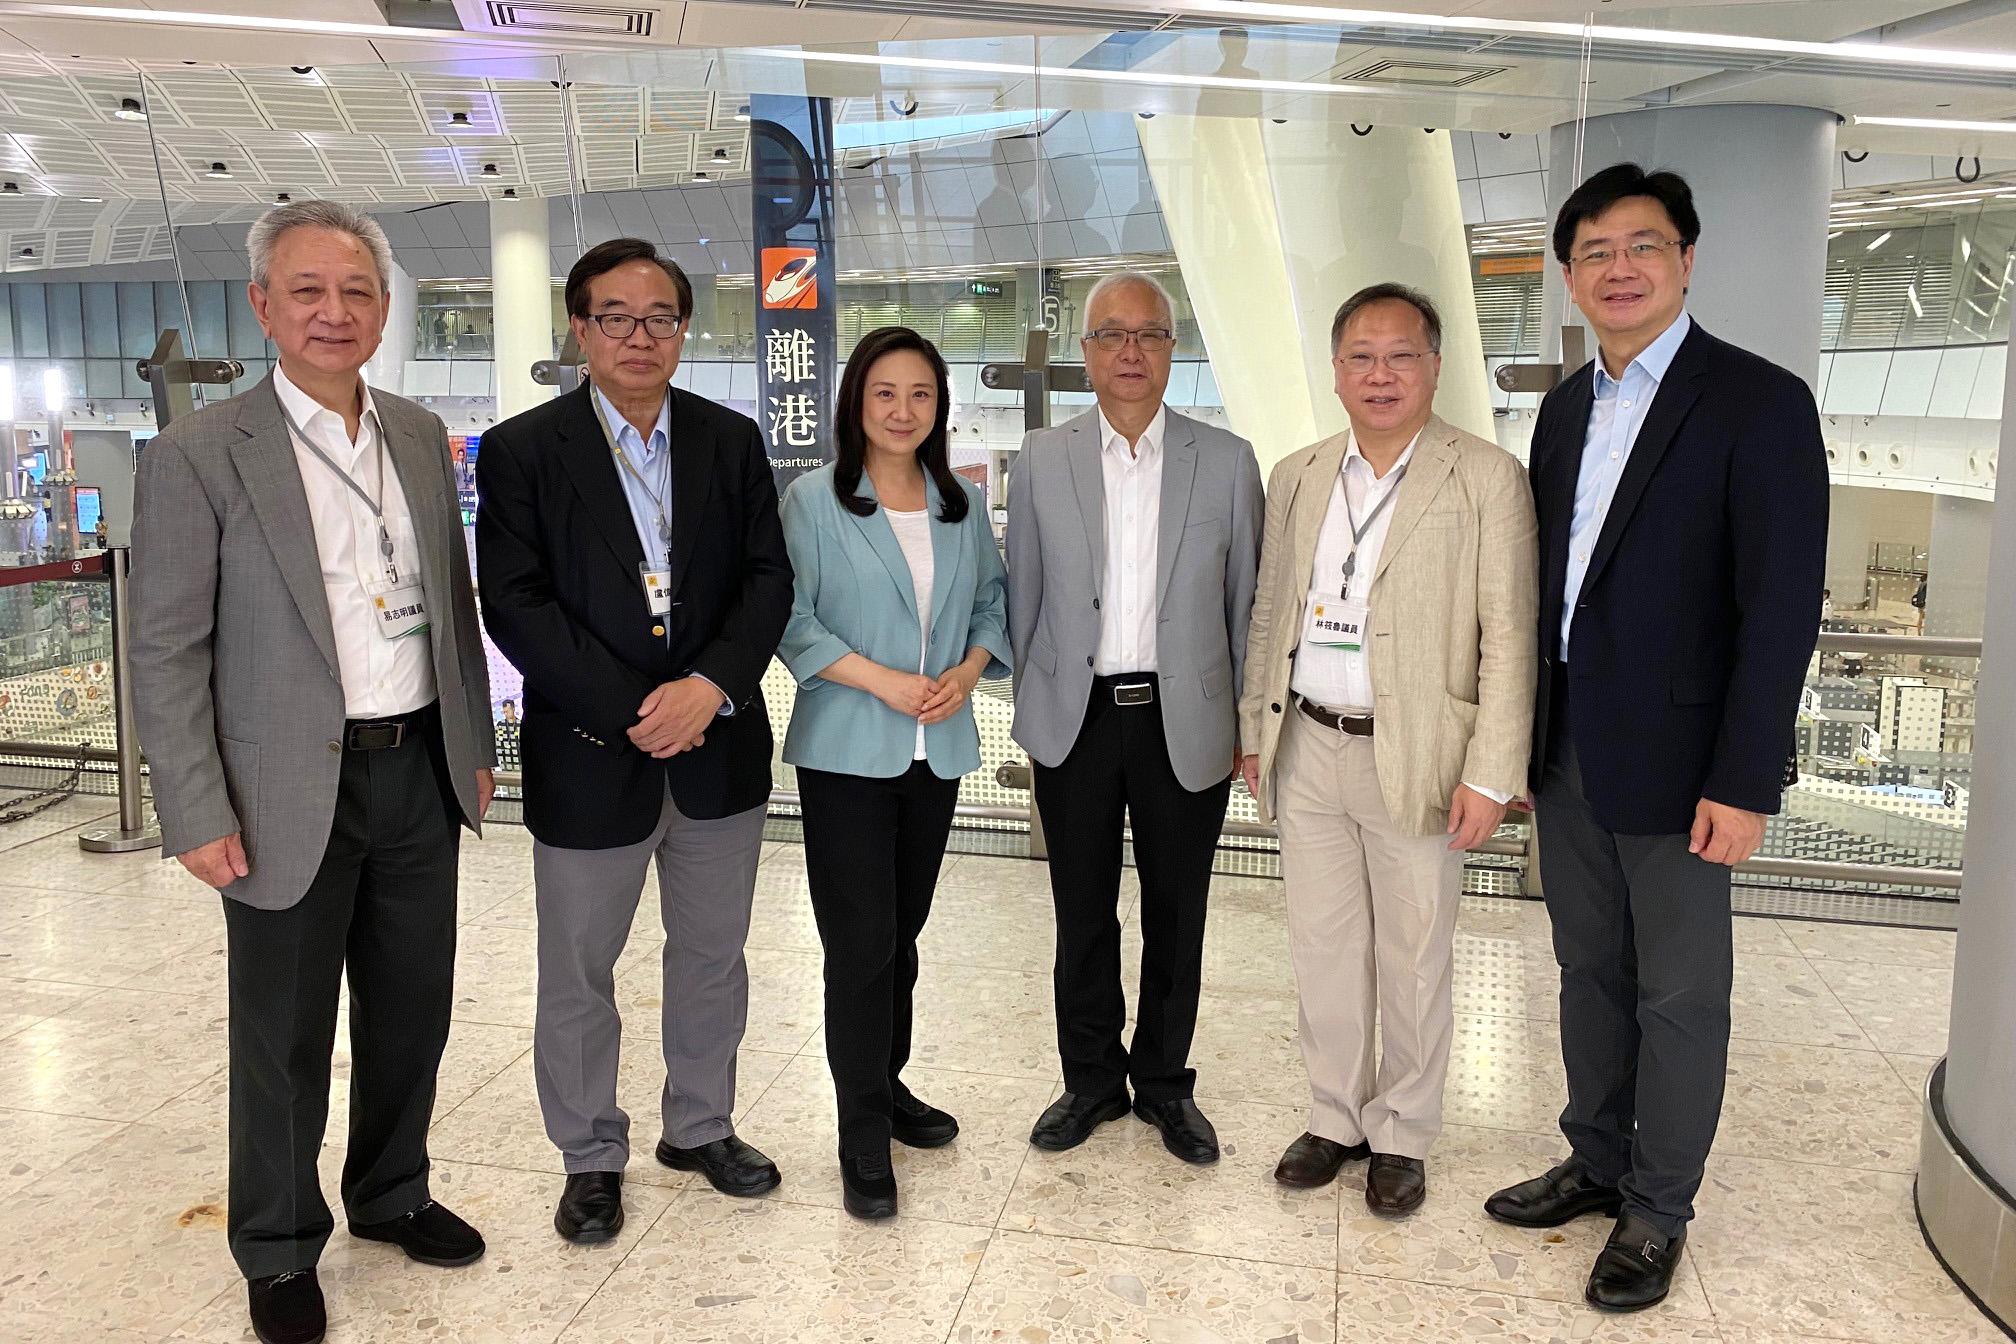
[1534,704,1734,1238]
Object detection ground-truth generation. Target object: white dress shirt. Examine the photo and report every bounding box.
[275,363,435,719]
[884,505,935,760]
[1093,404,1166,675]
[1289,427,1511,806]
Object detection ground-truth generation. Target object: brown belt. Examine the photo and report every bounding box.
[1296,696,1374,737]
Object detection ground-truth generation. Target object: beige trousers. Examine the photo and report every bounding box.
[1274,706,1464,1158]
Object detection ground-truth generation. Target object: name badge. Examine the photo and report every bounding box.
[1301,590,1367,652]
[370,582,430,640]
[641,564,673,616]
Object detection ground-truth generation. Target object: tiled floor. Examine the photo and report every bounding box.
[0,800,1989,1342]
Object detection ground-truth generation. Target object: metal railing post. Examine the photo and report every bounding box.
[78,546,160,853]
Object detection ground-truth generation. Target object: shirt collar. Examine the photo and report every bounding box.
[1595,310,1692,396]
[592,382,672,462]
[1097,404,1166,463]
[273,362,379,448]
[1343,426,1423,481]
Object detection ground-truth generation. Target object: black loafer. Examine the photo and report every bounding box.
[247,1269,325,1344]
[1484,1158,1624,1228]
[1274,1132,1370,1188]
[656,1133,782,1196]
[1029,1091,1131,1152]
[1365,1153,1427,1217]
[349,1199,485,1267]
[839,1150,898,1220]
[1587,1214,1687,1313]
[1133,1097,1220,1165]
[891,1093,959,1149]
[554,1171,625,1244]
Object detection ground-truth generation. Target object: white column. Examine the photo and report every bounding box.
[1138,117,1494,473]
[1539,105,1836,390]
[362,259,416,398]
[489,196,553,421]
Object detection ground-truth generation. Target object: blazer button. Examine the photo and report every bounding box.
[1086,656,1094,668]
[326,740,341,754]
[1270,702,1281,714]
[1093,598,1101,609]
[652,624,666,637]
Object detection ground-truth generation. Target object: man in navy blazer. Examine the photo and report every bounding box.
[1483,165,1827,1313]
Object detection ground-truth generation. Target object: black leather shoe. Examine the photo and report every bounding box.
[554,1171,625,1244]
[656,1133,782,1196]
[349,1199,485,1267]
[247,1269,325,1344]
[1029,1091,1131,1152]
[1587,1214,1687,1312]
[1484,1158,1624,1228]
[1365,1153,1427,1216]
[839,1151,899,1220]
[891,1094,959,1149]
[1134,1097,1220,1165]
[1274,1132,1370,1188]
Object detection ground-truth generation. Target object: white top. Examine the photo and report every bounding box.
[1290,428,1419,715]
[274,362,435,719]
[885,505,935,760]
[1093,404,1166,675]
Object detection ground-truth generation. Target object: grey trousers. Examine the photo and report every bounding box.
[532,789,766,1171]
[1535,706,1733,1238]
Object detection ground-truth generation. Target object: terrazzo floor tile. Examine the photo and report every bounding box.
[840,960,1064,1081]
[732,1055,1055,1226]
[0,1103,127,1195]
[1714,1039,1920,1172]
[4,1307,160,1343]
[1188,985,1309,1109]
[917,884,1060,974]
[0,985,226,1120]
[1780,920,1958,969]
[741,862,825,954]
[1691,1151,2004,1341]
[0,972,97,1040]
[1002,1097,1343,1269]
[170,1157,681,1344]
[1728,952,1876,1049]
[559,1189,990,1343]
[1441,1011,1569,1138]
[1196,904,1297,997]
[949,1228,1337,1342]
[1333,1123,1713,1319]
[1885,1052,1941,1095]
[0,890,218,987]
[102,857,234,904]
[1812,957,1953,1056]
[427,1040,794,1189]
[0,1120,238,1337]
[1449,932,1563,1022]
[1333,1273,1726,1341]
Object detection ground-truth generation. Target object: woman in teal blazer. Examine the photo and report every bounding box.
[777,326,1010,1221]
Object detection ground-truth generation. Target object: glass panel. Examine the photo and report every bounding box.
[45,283,83,359]
[81,284,119,358]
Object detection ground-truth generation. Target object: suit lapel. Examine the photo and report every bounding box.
[842,471,922,622]
[1371,420,1457,587]
[1291,431,1350,589]
[1580,324,1710,595]
[559,383,648,578]
[1537,364,1594,651]
[1064,415,1106,592]
[661,389,715,599]
[229,376,339,676]
[1154,413,1198,607]
[377,399,447,624]
[926,477,965,637]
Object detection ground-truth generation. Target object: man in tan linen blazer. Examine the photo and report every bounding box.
[1238,283,1536,1216]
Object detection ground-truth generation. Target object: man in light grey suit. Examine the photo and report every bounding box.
[131,201,495,1344]
[1008,271,1263,1164]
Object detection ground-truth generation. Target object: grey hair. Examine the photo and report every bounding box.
[1330,281,1443,353]
[1082,269,1176,334]
[246,199,395,294]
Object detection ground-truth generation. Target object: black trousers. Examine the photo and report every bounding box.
[221,705,461,1279]
[1032,676,1231,1105]
[798,761,960,1156]
[1534,679,1733,1237]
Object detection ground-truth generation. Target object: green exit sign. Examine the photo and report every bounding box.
[968,280,1004,297]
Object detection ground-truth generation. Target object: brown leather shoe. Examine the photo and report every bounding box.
[1274,1132,1371,1188]
[1365,1153,1427,1216]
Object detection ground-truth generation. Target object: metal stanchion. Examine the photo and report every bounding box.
[78,545,159,853]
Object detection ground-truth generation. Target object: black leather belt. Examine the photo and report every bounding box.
[344,704,433,751]
[1297,696,1374,737]
[1092,672,1156,706]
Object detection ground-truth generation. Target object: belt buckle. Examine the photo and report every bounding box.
[347,720,407,751]
[1112,681,1154,707]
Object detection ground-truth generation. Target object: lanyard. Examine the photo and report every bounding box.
[1338,461,1406,599]
[590,387,673,555]
[280,399,400,583]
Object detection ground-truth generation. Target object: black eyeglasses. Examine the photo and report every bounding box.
[584,312,685,340]
[1083,327,1175,352]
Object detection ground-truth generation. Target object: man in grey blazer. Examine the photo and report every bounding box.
[131,201,495,1344]
[1008,271,1263,1163]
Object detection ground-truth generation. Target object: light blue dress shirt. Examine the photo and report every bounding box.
[1559,311,1692,660]
[592,383,730,714]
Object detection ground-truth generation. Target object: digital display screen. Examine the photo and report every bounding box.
[74,486,102,535]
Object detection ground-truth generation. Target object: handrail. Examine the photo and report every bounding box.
[1815,631,1981,657]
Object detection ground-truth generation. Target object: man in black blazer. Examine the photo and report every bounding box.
[1483,165,1827,1312]
[476,238,792,1243]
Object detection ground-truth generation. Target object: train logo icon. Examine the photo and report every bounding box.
[760,248,819,309]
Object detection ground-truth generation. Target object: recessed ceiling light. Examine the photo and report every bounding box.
[114,97,147,122]
[205,161,232,179]
[712,147,728,161]
[80,196,102,203]
[501,187,517,198]
[449,111,472,128]
[18,247,32,258]
[694,171,709,181]
[1,182,16,194]
[734,105,750,122]
[481,162,499,177]
[1852,114,2016,133]
[276,192,291,203]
